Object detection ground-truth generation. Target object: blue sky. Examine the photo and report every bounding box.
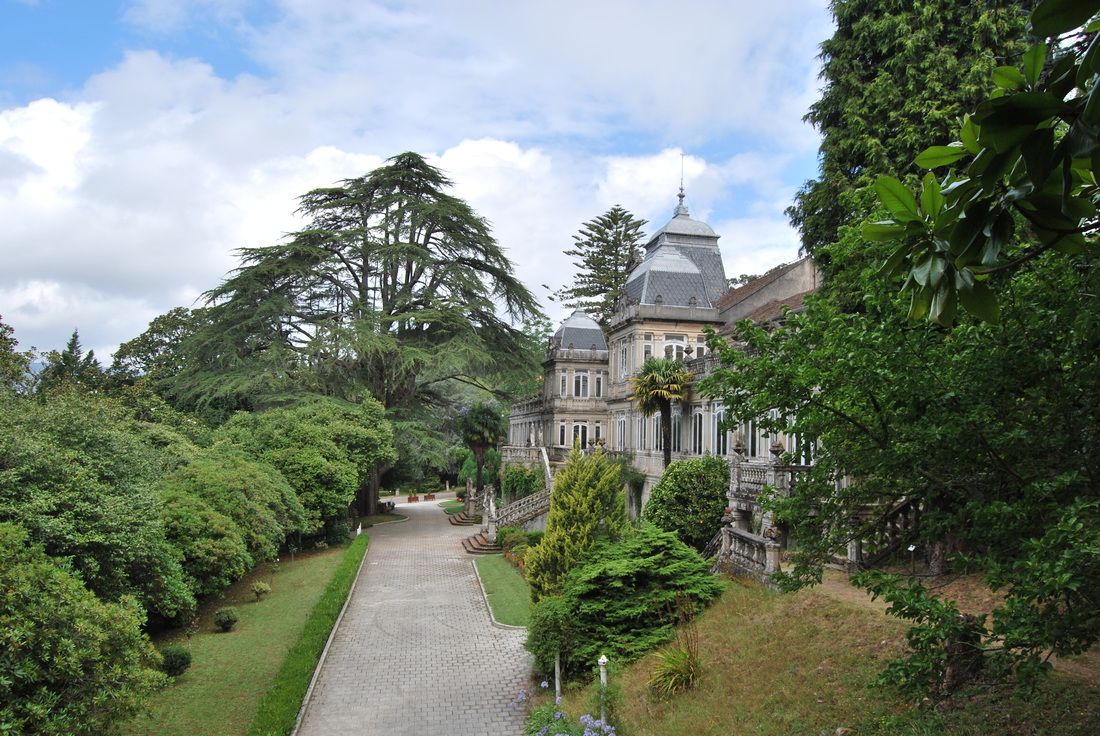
[0,0,833,358]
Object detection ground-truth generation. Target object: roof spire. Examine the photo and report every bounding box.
[674,153,689,217]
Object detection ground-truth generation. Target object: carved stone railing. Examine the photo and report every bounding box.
[495,488,551,529]
[848,497,923,571]
[502,446,541,465]
[717,527,780,588]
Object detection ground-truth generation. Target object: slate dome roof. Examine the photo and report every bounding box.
[551,309,608,351]
[623,197,726,308]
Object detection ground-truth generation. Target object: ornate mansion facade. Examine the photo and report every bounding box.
[507,195,818,513]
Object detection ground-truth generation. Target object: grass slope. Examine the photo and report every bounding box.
[440,499,465,514]
[246,534,369,736]
[474,553,531,627]
[123,547,348,736]
[560,578,1100,736]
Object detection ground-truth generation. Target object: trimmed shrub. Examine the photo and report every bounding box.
[159,644,193,677]
[251,581,272,601]
[643,456,730,551]
[214,607,239,632]
[525,447,627,602]
[525,523,723,681]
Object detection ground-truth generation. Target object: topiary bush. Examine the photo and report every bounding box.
[643,456,730,551]
[214,606,239,632]
[159,644,192,677]
[525,523,723,681]
[251,581,271,601]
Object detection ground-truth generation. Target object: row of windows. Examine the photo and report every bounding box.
[614,334,709,377]
[557,422,603,447]
[557,370,605,398]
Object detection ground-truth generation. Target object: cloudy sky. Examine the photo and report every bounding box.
[1,0,833,359]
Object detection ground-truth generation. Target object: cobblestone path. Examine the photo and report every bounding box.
[295,498,531,736]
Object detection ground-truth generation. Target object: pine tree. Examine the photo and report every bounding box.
[553,206,647,328]
[525,446,627,602]
[38,330,103,393]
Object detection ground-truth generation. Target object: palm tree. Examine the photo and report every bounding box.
[456,402,505,495]
[630,357,693,468]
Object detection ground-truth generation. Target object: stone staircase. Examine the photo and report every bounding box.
[461,531,502,555]
[448,511,481,526]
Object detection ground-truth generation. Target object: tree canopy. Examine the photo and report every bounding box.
[553,205,647,327]
[178,152,543,420]
[868,0,1100,325]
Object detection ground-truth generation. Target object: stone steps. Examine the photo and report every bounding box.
[462,531,502,555]
[448,511,481,526]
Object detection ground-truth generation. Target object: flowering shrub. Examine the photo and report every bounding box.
[520,682,618,736]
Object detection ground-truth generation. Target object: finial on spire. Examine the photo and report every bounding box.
[674,152,689,216]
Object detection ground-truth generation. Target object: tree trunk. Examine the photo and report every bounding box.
[942,614,984,692]
[474,447,485,494]
[660,403,672,468]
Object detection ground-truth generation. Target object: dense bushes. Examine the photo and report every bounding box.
[525,447,626,602]
[0,523,166,735]
[457,447,500,487]
[526,524,723,681]
[158,644,193,677]
[215,397,395,536]
[160,449,306,565]
[159,488,253,598]
[643,457,730,551]
[501,464,544,501]
[0,391,195,621]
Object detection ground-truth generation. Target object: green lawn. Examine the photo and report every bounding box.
[122,542,357,736]
[474,554,530,627]
[440,499,465,514]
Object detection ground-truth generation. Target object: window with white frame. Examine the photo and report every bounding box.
[594,424,602,444]
[618,342,628,377]
[573,423,588,447]
[663,334,686,360]
[696,335,707,359]
[574,372,589,397]
[616,417,627,450]
[595,373,603,397]
[714,407,728,456]
[692,412,704,454]
[639,416,647,450]
[558,423,566,447]
[559,371,567,397]
[672,412,682,452]
[653,415,662,451]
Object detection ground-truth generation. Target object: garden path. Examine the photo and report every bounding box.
[294,496,531,736]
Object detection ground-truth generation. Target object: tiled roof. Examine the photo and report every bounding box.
[714,260,801,310]
[718,289,813,333]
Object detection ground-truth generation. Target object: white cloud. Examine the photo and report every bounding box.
[1,2,832,355]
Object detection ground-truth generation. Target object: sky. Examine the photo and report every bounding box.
[0,0,834,360]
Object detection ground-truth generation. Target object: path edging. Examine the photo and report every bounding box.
[471,556,527,631]
[290,533,374,736]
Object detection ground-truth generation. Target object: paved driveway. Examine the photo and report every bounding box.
[295,498,531,736]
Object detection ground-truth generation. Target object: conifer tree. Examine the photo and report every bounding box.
[553,206,647,328]
[525,446,627,602]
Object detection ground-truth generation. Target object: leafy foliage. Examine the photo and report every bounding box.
[159,448,306,563]
[788,0,1032,259]
[553,205,648,328]
[214,607,240,632]
[213,396,395,534]
[526,523,723,681]
[158,644,193,677]
[0,315,32,392]
[0,391,195,621]
[525,447,627,602]
[643,457,730,551]
[870,1,1100,325]
[457,447,501,487]
[629,358,693,468]
[456,401,506,493]
[0,523,165,735]
[179,152,543,419]
[501,464,545,501]
[159,487,253,598]
[36,330,104,394]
